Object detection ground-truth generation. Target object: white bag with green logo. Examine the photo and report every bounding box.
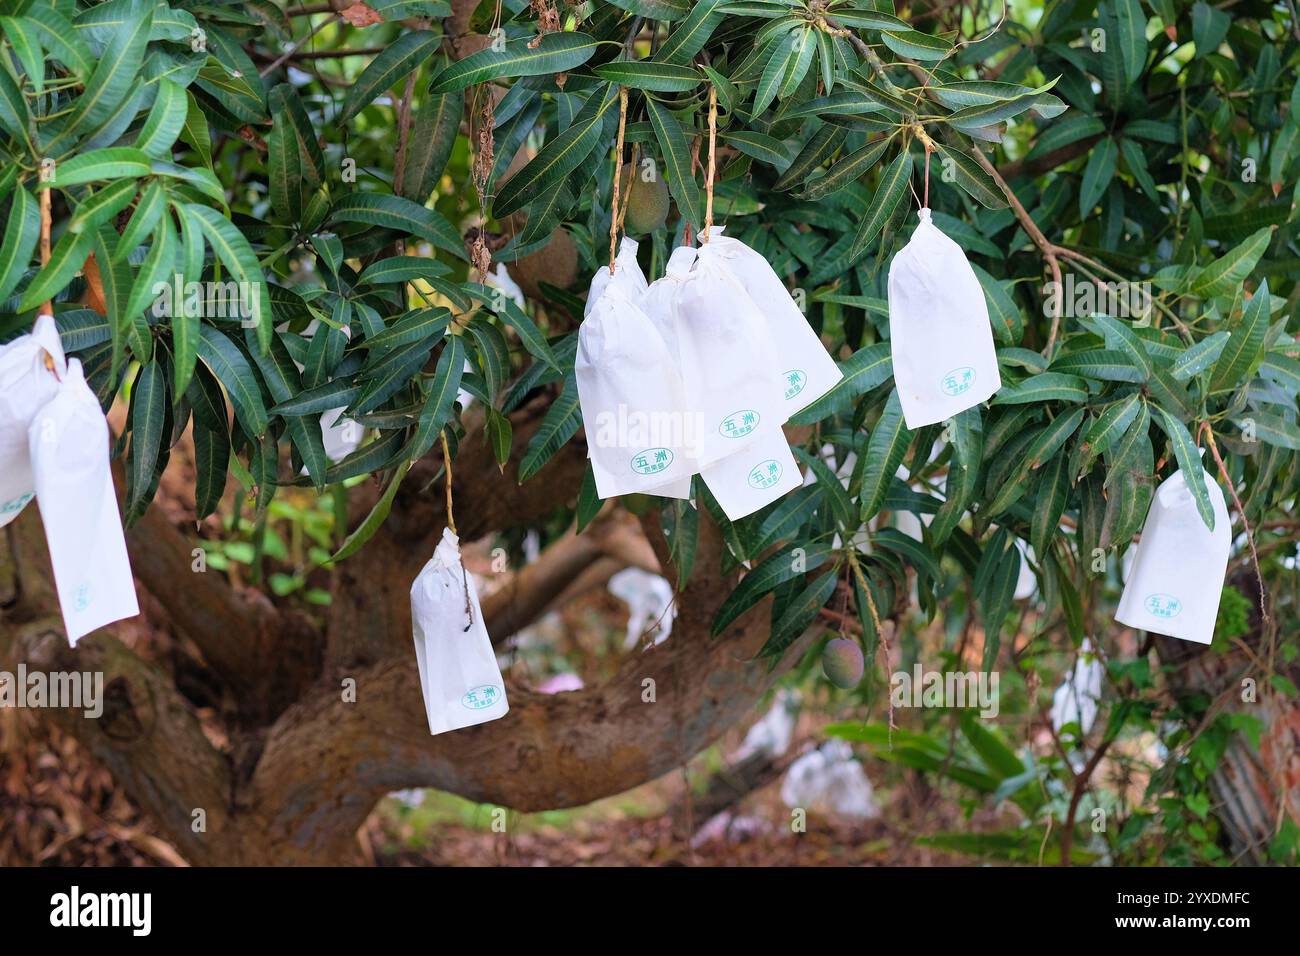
[0,315,65,527]
[700,425,801,520]
[887,209,1001,428]
[704,227,842,417]
[411,528,509,735]
[28,358,139,646]
[1115,465,1231,645]
[577,257,695,499]
[672,244,784,469]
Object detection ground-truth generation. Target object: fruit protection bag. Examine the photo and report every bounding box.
[699,424,801,520]
[671,243,785,469]
[704,227,842,418]
[0,315,65,527]
[577,253,695,499]
[640,244,697,363]
[887,209,1001,428]
[1115,466,1231,645]
[411,528,509,735]
[29,358,139,646]
[585,236,648,318]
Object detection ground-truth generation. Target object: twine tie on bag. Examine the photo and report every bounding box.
[439,428,473,631]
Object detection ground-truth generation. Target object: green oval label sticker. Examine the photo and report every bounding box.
[748,459,783,490]
[782,369,807,401]
[631,447,674,476]
[1,491,33,515]
[940,366,976,396]
[720,409,760,439]
[461,684,503,710]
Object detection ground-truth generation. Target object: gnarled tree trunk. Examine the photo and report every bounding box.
[0,399,817,865]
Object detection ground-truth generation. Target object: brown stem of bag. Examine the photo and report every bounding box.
[909,123,935,210]
[1198,421,1269,624]
[37,185,51,308]
[609,86,628,275]
[440,428,458,537]
[35,165,59,378]
[439,425,473,626]
[702,85,716,243]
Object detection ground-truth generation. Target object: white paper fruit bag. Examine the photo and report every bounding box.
[700,425,801,520]
[585,236,648,317]
[634,245,700,500]
[411,529,509,735]
[887,209,1001,428]
[705,227,842,417]
[1115,466,1231,645]
[672,244,785,469]
[577,260,695,499]
[640,245,697,362]
[29,358,139,646]
[0,315,65,527]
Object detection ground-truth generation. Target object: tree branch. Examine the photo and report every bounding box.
[247,513,818,860]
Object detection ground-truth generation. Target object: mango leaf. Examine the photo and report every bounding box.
[654,0,728,64]
[518,370,581,481]
[1078,137,1117,216]
[128,359,168,509]
[332,461,411,561]
[849,149,911,258]
[329,192,467,261]
[495,84,618,218]
[757,569,838,663]
[1209,280,1269,392]
[1152,405,1215,530]
[645,95,703,230]
[992,372,1088,405]
[858,388,911,521]
[594,61,701,92]
[0,185,39,304]
[1190,227,1273,299]
[340,31,444,124]
[431,33,599,93]
[881,29,952,61]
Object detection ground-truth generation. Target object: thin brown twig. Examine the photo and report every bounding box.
[1199,422,1268,623]
[609,86,627,274]
[968,145,1064,358]
[702,84,717,242]
[260,13,339,78]
[37,177,52,317]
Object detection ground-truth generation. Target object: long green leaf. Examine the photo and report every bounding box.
[859,388,911,521]
[0,185,39,304]
[128,360,167,509]
[494,84,618,218]
[1208,280,1269,392]
[1152,404,1215,530]
[431,33,599,93]
[849,149,911,258]
[645,96,702,230]
[340,31,444,124]
[330,192,467,261]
